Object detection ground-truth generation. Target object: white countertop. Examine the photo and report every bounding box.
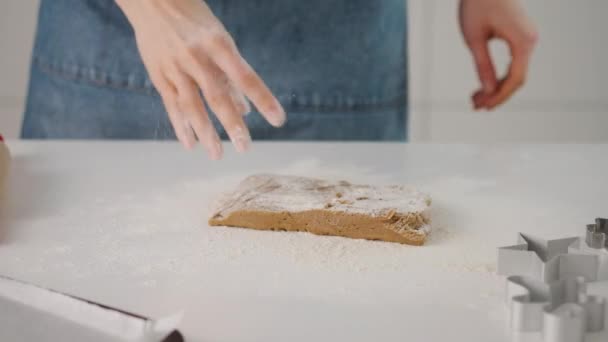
[1,141,607,342]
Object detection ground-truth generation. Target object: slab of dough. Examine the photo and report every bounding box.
[209,174,432,245]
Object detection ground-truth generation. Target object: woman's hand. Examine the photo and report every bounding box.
[459,0,538,110]
[116,0,285,159]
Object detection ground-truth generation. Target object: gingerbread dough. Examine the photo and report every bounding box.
[209,174,432,245]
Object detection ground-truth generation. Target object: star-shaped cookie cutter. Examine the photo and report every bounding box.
[505,276,605,339]
[497,225,608,342]
[586,218,608,250]
[498,234,600,282]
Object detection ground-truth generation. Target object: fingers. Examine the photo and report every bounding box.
[169,65,223,159]
[156,23,282,156]
[126,0,282,159]
[471,89,488,110]
[469,40,498,96]
[189,108,223,160]
[182,52,252,153]
[483,31,537,109]
[149,69,197,149]
[202,31,286,127]
[472,23,538,110]
[205,74,252,153]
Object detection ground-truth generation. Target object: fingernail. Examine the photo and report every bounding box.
[231,127,251,153]
[183,140,194,150]
[179,134,193,149]
[268,105,286,127]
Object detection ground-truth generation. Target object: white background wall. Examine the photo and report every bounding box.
[0,1,39,138]
[1,0,607,142]
[409,0,608,142]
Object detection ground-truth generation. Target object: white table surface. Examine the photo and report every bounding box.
[0,141,607,342]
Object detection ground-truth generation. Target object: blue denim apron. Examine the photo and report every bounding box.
[22,0,408,141]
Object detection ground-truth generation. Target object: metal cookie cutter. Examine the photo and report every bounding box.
[497,234,599,282]
[497,230,607,342]
[505,276,604,341]
[586,218,608,250]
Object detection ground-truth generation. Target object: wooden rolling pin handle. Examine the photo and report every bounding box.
[0,134,9,192]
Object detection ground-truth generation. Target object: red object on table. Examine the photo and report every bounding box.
[0,134,4,142]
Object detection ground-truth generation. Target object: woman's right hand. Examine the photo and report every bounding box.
[116,0,286,159]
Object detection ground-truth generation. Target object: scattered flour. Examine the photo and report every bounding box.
[0,159,506,302]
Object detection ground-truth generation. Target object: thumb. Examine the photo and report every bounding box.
[469,40,498,94]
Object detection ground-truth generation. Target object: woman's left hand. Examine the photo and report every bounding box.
[459,0,538,110]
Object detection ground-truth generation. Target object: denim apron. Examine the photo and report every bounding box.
[22,0,408,141]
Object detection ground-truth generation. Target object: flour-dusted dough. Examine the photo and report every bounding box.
[209,174,432,245]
